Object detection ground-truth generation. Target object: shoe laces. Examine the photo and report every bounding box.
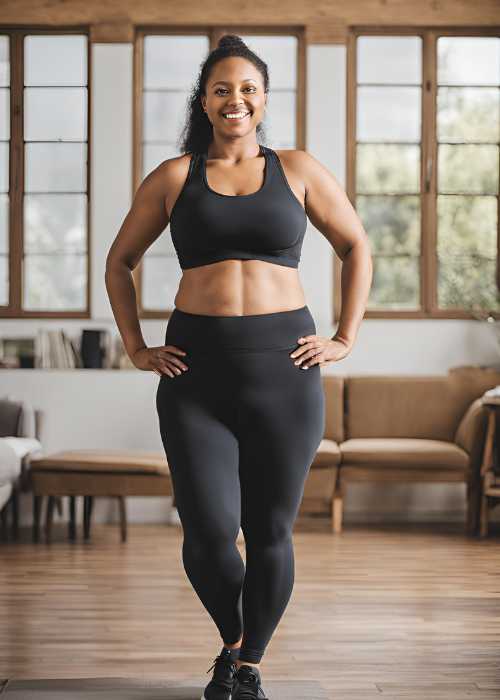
[206,652,236,678]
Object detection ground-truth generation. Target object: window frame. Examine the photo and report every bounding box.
[341,25,500,323]
[134,25,307,319]
[0,25,91,319]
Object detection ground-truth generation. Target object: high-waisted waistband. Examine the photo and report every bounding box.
[165,305,316,353]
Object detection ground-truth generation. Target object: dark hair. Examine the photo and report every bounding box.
[177,34,269,155]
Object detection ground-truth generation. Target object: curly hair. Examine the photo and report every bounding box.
[177,34,269,155]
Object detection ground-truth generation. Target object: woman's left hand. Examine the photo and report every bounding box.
[289,334,352,368]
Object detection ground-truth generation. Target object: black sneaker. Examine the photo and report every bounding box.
[201,646,238,700]
[232,664,269,699]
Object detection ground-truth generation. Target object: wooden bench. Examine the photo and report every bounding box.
[29,449,172,543]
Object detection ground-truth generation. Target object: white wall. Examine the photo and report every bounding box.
[2,43,499,528]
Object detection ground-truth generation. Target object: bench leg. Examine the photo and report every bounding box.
[45,496,55,543]
[83,496,93,541]
[0,503,8,541]
[68,496,76,541]
[479,492,490,538]
[33,495,42,543]
[8,483,19,541]
[466,478,480,536]
[118,496,127,543]
[332,478,343,534]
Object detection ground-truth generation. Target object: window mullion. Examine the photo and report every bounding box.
[422,29,438,315]
[9,31,24,314]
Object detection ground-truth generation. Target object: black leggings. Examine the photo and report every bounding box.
[156,305,325,664]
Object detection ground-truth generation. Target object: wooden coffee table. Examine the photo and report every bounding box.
[29,449,172,543]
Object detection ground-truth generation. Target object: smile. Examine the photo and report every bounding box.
[222,110,251,121]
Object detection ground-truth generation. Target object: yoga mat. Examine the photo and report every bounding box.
[0,676,330,699]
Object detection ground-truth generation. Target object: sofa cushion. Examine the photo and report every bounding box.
[30,449,169,475]
[340,438,469,470]
[311,438,341,468]
[0,396,37,438]
[321,375,344,443]
[0,439,23,486]
[344,376,467,442]
[0,398,23,437]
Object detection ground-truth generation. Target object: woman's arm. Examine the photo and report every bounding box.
[294,149,373,350]
[104,161,171,362]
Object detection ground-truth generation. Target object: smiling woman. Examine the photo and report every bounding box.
[105,31,372,700]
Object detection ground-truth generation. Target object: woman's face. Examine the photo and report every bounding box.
[201,56,267,137]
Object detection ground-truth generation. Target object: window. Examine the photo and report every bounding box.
[0,30,89,318]
[136,28,304,317]
[346,29,500,320]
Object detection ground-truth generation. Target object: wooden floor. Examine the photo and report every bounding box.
[1,516,499,699]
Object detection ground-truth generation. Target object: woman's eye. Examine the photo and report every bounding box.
[215,87,255,95]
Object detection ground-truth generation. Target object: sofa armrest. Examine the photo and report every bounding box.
[454,397,489,478]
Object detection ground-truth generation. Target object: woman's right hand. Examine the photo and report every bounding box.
[131,345,189,378]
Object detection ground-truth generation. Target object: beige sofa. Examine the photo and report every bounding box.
[300,366,500,534]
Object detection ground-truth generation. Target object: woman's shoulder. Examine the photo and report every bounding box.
[151,152,197,192]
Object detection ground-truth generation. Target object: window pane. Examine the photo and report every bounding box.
[438,144,498,195]
[357,36,422,85]
[25,143,87,192]
[356,195,421,255]
[24,35,87,86]
[0,254,7,305]
[437,195,498,310]
[0,142,8,192]
[143,144,178,179]
[24,254,86,310]
[437,87,500,143]
[147,229,176,256]
[438,37,500,86]
[142,255,182,310]
[0,194,8,253]
[239,35,297,89]
[367,255,420,310]
[24,194,87,253]
[143,90,190,143]
[356,144,420,194]
[144,35,209,89]
[0,88,9,140]
[357,86,421,142]
[0,36,9,86]
[24,87,87,141]
[262,90,295,149]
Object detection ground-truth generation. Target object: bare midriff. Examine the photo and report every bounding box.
[173,259,306,316]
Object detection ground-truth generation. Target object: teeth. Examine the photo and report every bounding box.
[223,111,250,119]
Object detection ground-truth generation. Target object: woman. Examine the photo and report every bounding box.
[105,34,372,700]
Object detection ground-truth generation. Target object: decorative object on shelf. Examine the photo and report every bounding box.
[0,337,36,368]
[80,329,112,369]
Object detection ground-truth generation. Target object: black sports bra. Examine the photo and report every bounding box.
[169,145,307,270]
